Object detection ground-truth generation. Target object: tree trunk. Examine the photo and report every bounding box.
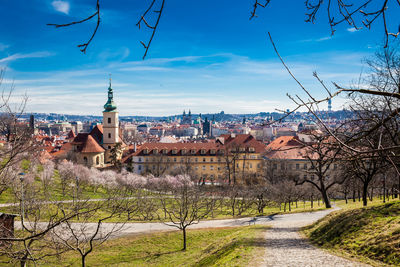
[81,255,87,267]
[362,182,368,207]
[369,187,374,201]
[321,189,332,208]
[182,227,187,251]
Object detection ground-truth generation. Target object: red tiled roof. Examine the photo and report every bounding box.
[90,125,103,144]
[265,136,308,160]
[221,134,266,153]
[266,136,302,150]
[81,135,105,153]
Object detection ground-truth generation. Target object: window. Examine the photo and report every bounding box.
[83,156,88,165]
[303,163,307,170]
[201,149,206,154]
[195,158,198,162]
[153,149,159,154]
[182,149,187,155]
[281,164,285,170]
[273,163,277,170]
[310,174,314,180]
[257,164,261,169]
[172,149,177,154]
[143,149,149,154]
[249,163,253,168]
[296,163,300,170]
[303,174,307,179]
[202,166,206,170]
[334,164,337,170]
[108,133,111,138]
[191,149,196,154]
[108,117,111,124]
[203,158,206,162]
[163,149,168,154]
[210,158,214,162]
[138,157,142,162]
[210,149,216,154]
[210,166,214,170]
[249,147,255,152]
[96,156,99,165]
[138,165,142,170]
[174,158,177,162]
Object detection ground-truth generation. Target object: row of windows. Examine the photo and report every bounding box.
[137,156,258,163]
[272,163,339,171]
[142,148,257,155]
[136,163,261,171]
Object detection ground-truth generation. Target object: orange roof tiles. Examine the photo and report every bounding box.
[81,135,105,153]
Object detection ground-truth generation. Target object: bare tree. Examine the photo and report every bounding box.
[295,133,345,208]
[149,175,215,251]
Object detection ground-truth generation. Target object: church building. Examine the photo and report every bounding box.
[71,80,125,168]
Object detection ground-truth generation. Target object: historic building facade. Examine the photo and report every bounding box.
[126,134,266,184]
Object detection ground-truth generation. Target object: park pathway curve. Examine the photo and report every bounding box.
[259,209,370,267]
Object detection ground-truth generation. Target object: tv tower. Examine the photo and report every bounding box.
[328,99,332,112]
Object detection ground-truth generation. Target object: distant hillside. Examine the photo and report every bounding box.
[304,202,400,266]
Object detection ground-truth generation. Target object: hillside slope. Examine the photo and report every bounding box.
[304,201,400,266]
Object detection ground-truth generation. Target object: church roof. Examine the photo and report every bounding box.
[90,125,103,144]
[81,135,105,153]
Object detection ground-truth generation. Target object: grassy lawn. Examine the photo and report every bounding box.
[334,197,399,210]
[303,201,400,266]
[34,226,268,267]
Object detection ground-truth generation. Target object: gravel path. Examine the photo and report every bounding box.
[259,209,370,267]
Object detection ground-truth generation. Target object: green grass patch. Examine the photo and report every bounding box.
[37,225,268,267]
[304,201,400,266]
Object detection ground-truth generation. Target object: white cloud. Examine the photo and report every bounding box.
[347,27,358,33]
[51,1,70,15]
[0,52,54,63]
[316,36,332,42]
[0,43,9,51]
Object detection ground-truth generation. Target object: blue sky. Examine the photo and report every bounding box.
[0,0,398,116]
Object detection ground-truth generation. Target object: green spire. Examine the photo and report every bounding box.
[103,77,117,112]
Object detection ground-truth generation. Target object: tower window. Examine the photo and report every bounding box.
[108,133,111,138]
[108,118,111,123]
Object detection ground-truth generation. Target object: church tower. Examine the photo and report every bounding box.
[103,78,120,149]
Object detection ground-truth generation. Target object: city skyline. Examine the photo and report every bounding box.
[0,1,396,116]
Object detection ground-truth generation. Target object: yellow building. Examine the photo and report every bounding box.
[126,134,266,184]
